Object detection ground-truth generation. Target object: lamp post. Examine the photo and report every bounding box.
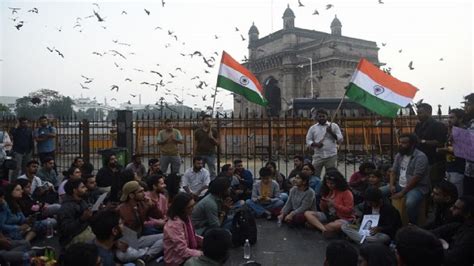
[297,55,313,98]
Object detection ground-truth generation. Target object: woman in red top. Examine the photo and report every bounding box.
[304,169,354,237]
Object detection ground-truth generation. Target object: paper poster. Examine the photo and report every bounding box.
[452,127,474,162]
[91,192,108,212]
[359,214,380,237]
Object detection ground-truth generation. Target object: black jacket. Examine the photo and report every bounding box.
[362,202,402,239]
[432,220,474,266]
[57,195,90,246]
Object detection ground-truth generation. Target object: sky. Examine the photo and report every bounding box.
[0,0,472,113]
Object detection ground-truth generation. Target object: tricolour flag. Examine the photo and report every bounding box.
[217,51,267,106]
[346,58,418,118]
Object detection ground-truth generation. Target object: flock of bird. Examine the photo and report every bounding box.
[4,0,449,110]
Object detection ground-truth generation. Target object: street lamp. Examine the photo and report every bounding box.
[297,55,313,98]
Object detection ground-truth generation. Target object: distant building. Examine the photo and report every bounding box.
[236,5,381,117]
[0,96,19,113]
[73,96,114,117]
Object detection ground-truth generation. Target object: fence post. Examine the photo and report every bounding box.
[268,115,272,161]
[216,114,221,172]
[117,110,133,162]
[81,119,90,163]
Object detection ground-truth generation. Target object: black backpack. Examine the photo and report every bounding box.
[230,205,257,246]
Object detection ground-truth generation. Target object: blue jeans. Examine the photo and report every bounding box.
[200,155,216,179]
[279,192,289,203]
[245,198,284,216]
[380,184,425,224]
[160,155,181,174]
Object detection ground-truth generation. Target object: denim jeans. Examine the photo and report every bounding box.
[245,198,285,216]
[200,155,216,179]
[380,184,425,224]
[160,155,181,175]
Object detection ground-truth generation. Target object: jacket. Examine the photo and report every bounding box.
[57,195,90,246]
[164,217,203,265]
[0,202,26,240]
[432,220,474,266]
[320,189,354,221]
[361,202,402,239]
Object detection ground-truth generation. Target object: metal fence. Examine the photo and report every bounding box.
[1,112,446,177]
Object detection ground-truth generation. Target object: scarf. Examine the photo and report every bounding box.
[184,217,198,249]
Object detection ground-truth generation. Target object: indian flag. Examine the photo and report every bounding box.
[217,51,268,106]
[346,58,418,118]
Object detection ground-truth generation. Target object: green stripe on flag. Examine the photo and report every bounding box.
[217,76,268,106]
[346,83,401,118]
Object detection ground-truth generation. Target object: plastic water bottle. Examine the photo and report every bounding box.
[243,239,251,260]
[22,251,31,266]
[46,219,54,239]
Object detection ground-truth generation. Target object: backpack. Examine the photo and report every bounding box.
[230,205,257,247]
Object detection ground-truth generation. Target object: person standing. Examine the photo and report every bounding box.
[463,93,474,196]
[436,109,466,196]
[194,115,219,180]
[157,119,183,175]
[9,117,34,180]
[0,129,12,182]
[33,116,57,166]
[414,103,448,188]
[306,109,343,177]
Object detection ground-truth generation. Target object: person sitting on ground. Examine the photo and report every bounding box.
[57,179,95,248]
[71,156,94,176]
[90,209,146,266]
[358,243,397,266]
[145,174,169,232]
[0,230,35,265]
[118,181,164,235]
[16,178,60,223]
[0,183,38,242]
[145,158,164,181]
[277,173,316,227]
[164,192,203,265]
[349,162,376,204]
[367,170,385,189]
[182,157,211,200]
[288,155,304,180]
[246,167,284,220]
[265,161,289,194]
[424,180,460,230]
[323,240,358,266]
[377,163,392,184]
[302,162,322,206]
[96,153,123,202]
[183,228,233,266]
[395,226,444,266]
[62,242,101,266]
[58,166,82,203]
[36,157,59,188]
[126,154,147,181]
[341,188,401,244]
[431,196,474,266]
[192,178,233,235]
[216,164,242,202]
[304,169,354,237]
[166,173,182,204]
[233,159,254,195]
[83,174,103,206]
[18,160,55,203]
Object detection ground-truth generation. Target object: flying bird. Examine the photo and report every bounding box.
[378,0,384,3]
[110,85,119,91]
[381,43,387,46]
[155,26,162,30]
[312,9,319,15]
[15,21,24,30]
[8,7,21,14]
[54,49,64,58]
[134,68,144,72]
[202,95,207,101]
[330,69,337,76]
[93,10,105,22]
[28,8,39,13]
[109,50,126,59]
[440,87,445,90]
[121,11,127,15]
[80,83,89,90]
[240,34,246,41]
[298,0,304,7]
[408,61,414,70]
[46,47,54,53]
[190,51,202,57]
[130,94,137,97]
[92,3,100,9]
[92,51,104,56]
[235,27,239,32]
[144,9,150,15]
[169,73,176,78]
[203,57,214,68]
[398,49,403,53]
[151,70,163,77]
[214,35,219,39]
[439,58,444,61]
[326,4,333,9]
[161,0,166,7]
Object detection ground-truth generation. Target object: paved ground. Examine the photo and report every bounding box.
[34,217,332,266]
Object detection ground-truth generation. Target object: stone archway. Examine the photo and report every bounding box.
[263,76,281,117]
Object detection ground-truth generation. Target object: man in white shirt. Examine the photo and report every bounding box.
[18,159,54,196]
[306,109,343,177]
[182,157,211,200]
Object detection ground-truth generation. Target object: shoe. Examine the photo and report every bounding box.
[134,259,146,266]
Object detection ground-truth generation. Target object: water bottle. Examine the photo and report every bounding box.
[46,219,54,239]
[243,239,251,260]
[22,251,31,266]
[277,216,282,227]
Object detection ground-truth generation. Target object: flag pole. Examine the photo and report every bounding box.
[330,89,347,123]
[211,86,218,117]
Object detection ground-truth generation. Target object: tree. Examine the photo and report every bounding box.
[15,89,74,119]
